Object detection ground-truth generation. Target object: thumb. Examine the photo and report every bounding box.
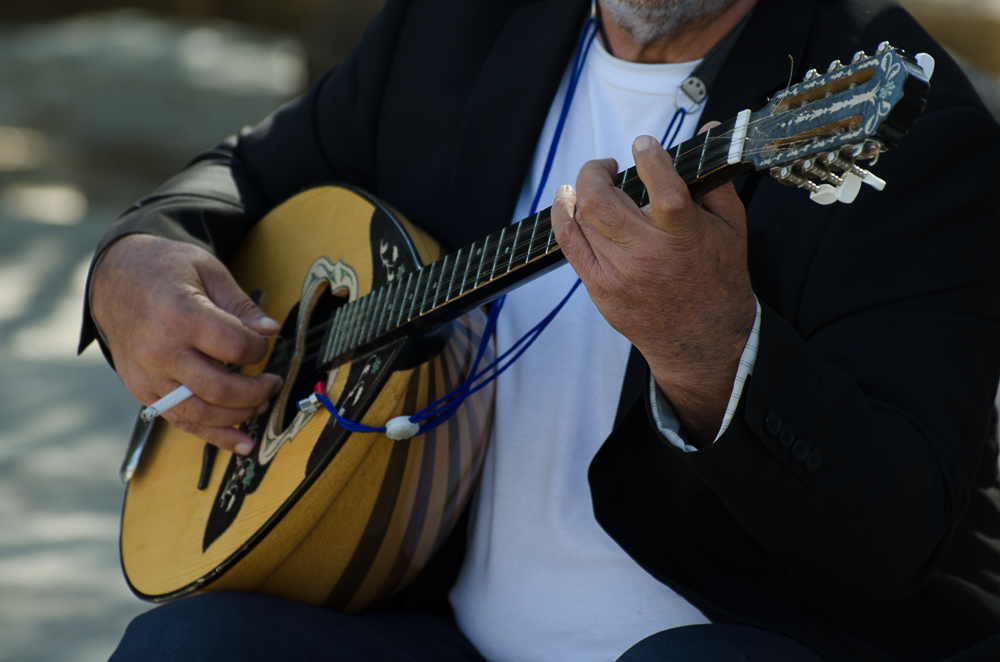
[199,260,281,337]
[631,135,700,238]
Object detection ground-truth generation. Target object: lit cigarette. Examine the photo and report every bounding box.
[139,385,193,422]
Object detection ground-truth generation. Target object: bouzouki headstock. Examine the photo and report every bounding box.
[741,42,933,204]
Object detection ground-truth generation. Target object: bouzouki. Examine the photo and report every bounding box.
[119,44,932,612]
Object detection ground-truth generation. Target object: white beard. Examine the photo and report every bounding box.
[600,0,740,46]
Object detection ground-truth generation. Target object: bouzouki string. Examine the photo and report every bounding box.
[258,9,773,373]
[308,12,709,435]
[306,15,601,435]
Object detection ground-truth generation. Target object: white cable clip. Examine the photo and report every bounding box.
[386,416,421,440]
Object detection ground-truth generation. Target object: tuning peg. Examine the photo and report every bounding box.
[810,184,839,205]
[820,152,886,191]
[877,41,891,54]
[859,169,886,191]
[827,60,843,73]
[809,172,864,206]
[770,166,821,194]
[859,140,882,165]
[835,173,863,203]
[803,68,819,81]
[801,158,843,186]
[852,51,866,63]
[845,141,882,165]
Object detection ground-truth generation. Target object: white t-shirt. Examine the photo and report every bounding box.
[449,35,712,662]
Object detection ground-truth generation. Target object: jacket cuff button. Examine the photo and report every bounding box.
[778,425,795,448]
[765,412,782,435]
[805,449,823,472]
[791,439,811,462]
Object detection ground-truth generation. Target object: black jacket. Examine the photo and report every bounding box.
[81,1,1000,660]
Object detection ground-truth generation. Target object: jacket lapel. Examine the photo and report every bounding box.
[702,0,819,125]
[436,0,590,249]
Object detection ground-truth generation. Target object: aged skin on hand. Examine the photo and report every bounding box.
[91,234,282,455]
[551,134,756,446]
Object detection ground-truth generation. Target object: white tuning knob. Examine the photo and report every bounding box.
[836,173,863,203]
[915,53,935,81]
[809,184,839,206]
[860,170,886,191]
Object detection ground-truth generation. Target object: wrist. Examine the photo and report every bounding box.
[646,291,756,445]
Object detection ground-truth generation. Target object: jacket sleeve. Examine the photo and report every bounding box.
[77,0,413,356]
[659,94,1000,602]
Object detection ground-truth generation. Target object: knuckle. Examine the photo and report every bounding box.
[650,192,688,218]
[198,380,231,406]
[225,332,252,360]
[576,190,607,218]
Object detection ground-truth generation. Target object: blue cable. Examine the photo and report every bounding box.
[660,107,687,149]
[528,16,598,217]
[310,14,703,437]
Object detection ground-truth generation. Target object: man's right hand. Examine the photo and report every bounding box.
[91,234,283,455]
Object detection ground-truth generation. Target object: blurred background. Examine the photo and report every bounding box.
[0,1,996,660]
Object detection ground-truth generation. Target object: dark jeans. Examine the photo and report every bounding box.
[111,592,827,661]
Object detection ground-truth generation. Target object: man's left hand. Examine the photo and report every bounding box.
[551,133,756,447]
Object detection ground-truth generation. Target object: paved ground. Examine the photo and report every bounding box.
[0,214,147,662]
[1,7,1000,662]
[0,11,306,661]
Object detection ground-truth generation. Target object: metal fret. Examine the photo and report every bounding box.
[673,137,699,183]
[324,305,347,364]
[375,280,396,337]
[433,254,450,309]
[445,247,464,305]
[696,127,713,179]
[497,226,518,277]
[408,267,427,321]
[459,241,477,295]
[545,221,558,252]
[364,286,387,343]
[335,300,360,357]
[510,218,529,266]
[472,237,490,289]
[525,211,544,263]
[347,293,373,352]
[420,261,439,315]
[387,278,406,333]
[394,271,415,328]
[489,226,508,280]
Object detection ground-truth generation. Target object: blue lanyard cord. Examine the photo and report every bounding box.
[308,14,686,438]
[661,107,687,149]
[528,15,599,217]
[308,18,600,436]
[312,279,582,435]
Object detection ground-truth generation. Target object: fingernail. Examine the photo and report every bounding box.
[235,441,253,456]
[633,135,657,152]
[258,316,281,334]
[270,377,284,396]
[256,401,271,416]
[557,184,572,197]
